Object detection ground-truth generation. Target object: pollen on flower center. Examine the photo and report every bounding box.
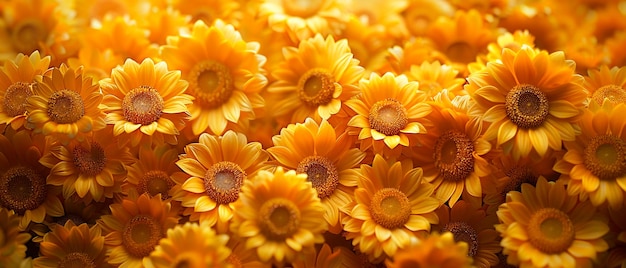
[11,19,46,53]
[442,221,480,257]
[584,134,626,180]
[592,84,626,105]
[527,208,575,254]
[505,84,550,129]
[122,85,164,125]
[296,156,339,199]
[297,68,336,106]
[434,130,475,182]
[72,142,106,177]
[138,170,174,199]
[370,188,411,229]
[3,82,32,117]
[259,198,301,240]
[189,61,233,108]
[368,98,408,136]
[0,166,47,215]
[204,161,246,204]
[47,90,85,124]
[122,215,163,258]
[446,41,477,63]
[282,0,324,18]
[58,252,96,268]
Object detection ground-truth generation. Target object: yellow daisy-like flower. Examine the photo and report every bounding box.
[385,232,473,268]
[402,0,454,37]
[160,20,267,136]
[99,193,179,268]
[0,208,31,266]
[100,58,193,147]
[123,144,179,200]
[347,0,409,41]
[338,15,396,75]
[468,30,537,74]
[496,177,610,267]
[383,37,449,75]
[267,118,365,233]
[172,130,268,232]
[0,51,51,130]
[172,0,241,26]
[230,167,327,264]
[584,65,626,106]
[0,0,57,56]
[291,243,343,268]
[404,61,466,99]
[25,65,106,144]
[345,72,431,156]
[144,222,231,268]
[342,154,440,260]
[66,47,123,81]
[553,103,626,210]
[466,46,587,160]
[33,221,110,268]
[268,34,365,123]
[225,237,268,268]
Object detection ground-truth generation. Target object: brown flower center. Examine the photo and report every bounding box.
[72,142,106,177]
[0,166,47,215]
[122,215,163,258]
[58,252,96,268]
[296,156,339,199]
[501,166,537,198]
[259,198,301,240]
[368,98,408,136]
[138,170,175,199]
[122,85,164,125]
[584,134,626,180]
[47,90,85,124]
[434,130,475,182]
[226,254,242,268]
[11,19,47,54]
[297,68,335,106]
[446,41,477,63]
[369,188,411,229]
[188,61,233,108]
[505,84,549,129]
[442,221,479,257]
[204,161,246,204]
[527,208,575,254]
[591,84,626,105]
[3,82,32,117]
[282,0,324,18]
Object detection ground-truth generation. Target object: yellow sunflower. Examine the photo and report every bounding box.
[100,58,193,147]
[0,0,57,57]
[267,118,366,233]
[338,15,396,75]
[291,243,343,268]
[344,72,431,156]
[496,177,609,267]
[466,46,588,161]
[383,37,449,75]
[66,47,123,81]
[172,0,241,26]
[404,61,466,99]
[230,167,326,264]
[123,143,179,200]
[267,34,365,123]
[346,0,409,41]
[160,20,267,136]
[385,232,473,268]
[0,208,31,266]
[553,103,626,210]
[584,65,626,106]
[172,130,269,233]
[225,237,268,268]
[144,222,231,268]
[468,30,537,74]
[99,193,179,267]
[0,51,51,130]
[342,154,441,260]
[33,221,110,268]
[402,0,454,37]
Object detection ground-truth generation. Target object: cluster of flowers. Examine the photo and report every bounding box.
[1,0,626,267]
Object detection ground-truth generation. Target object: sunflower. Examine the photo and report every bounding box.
[584,65,626,106]
[172,130,269,233]
[160,20,267,136]
[100,58,193,147]
[468,30,537,74]
[385,232,473,268]
[99,193,179,267]
[267,34,365,123]
[338,15,396,75]
[466,46,588,160]
[404,61,466,99]
[344,72,431,156]
[140,7,191,46]
[66,47,123,81]
[230,167,326,264]
[39,126,135,203]
[225,237,268,268]
[342,154,440,260]
[0,208,31,266]
[144,222,231,268]
[267,118,365,233]
[606,198,626,268]
[496,177,610,267]
[346,0,409,41]
[383,37,449,75]
[291,243,343,268]
[401,0,454,37]
[0,0,57,56]
[171,0,241,26]
[553,103,626,210]
[0,51,51,130]
[123,143,179,200]
[33,221,110,268]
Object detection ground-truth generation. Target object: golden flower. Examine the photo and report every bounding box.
[346,0,409,40]
[225,237,268,268]
[466,46,587,160]
[267,118,365,233]
[606,198,626,268]
[160,20,267,136]
[404,61,466,99]
[584,65,626,106]
[123,144,179,200]
[100,58,193,147]
[139,7,191,46]
[0,0,57,56]
[342,154,440,260]
[383,37,449,75]
[99,193,179,267]
[171,0,241,27]
[402,0,454,37]
[66,47,123,81]
[338,15,396,75]
[385,232,473,268]
[230,167,326,264]
[468,30,537,74]
[172,131,268,233]
[496,177,609,267]
[33,221,109,268]
[268,34,364,123]
[606,32,626,68]
[0,51,51,130]
[0,208,31,266]
[291,243,343,268]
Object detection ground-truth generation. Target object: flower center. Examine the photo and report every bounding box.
[138,170,174,199]
[442,221,479,257]
[505,84,549,129]
[11,19,47,54]
[296,156,339,199]
[122,215,163,258]
[47,90,86,124]
[584,134,626,180]
[3,82,32,117]
[0,166,47,215]
[72,142,106,177]
[58,252,96,268]
[446,41,477,63]
[368,98,408,136]
[591,84,626,105]
[370,188,411,229]
[282,0,324,18]
[434,130,475,182]
[501,166,537,198]
[204,161,246,204]
[188,61,233,109]
[259,198,301,240]
[297,68,335,107]
[226,254,242,268]
[527,208,575,254]
[122,85,164,125]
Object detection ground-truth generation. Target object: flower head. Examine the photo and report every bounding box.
[0,208,31,266]
[33,221,109,268]
[385,232,473,268]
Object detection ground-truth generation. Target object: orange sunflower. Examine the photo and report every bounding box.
[404,61,466,99]
[385,232,473,268]
[402,0,454,37]
[267,118,365,233]
[342,154,441,260]
[584,65,626,106]
[346,0,409,41]
[0,207,31,266]
[267,34,365,123]
[160,20,267,136]
[466,46,587,160]
[123,143,179,200]
[100,58,193,147]
[0,0,57,57]
[291,243,343,268]
[496,177,609,267]
[171,0,241,26]
[468,30,537,74]
[225,237,268,268]
[0,51,51,130]
[172,130,269,233]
